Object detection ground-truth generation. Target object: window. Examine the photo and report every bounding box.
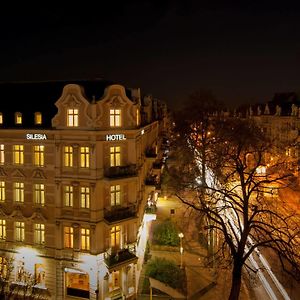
[110,146,120,167]
[64,186,73,207]
[67,109,79,127]
[80,187,90,209]
[64,146,73,167]
[13,182,24,203]
[81,228,90,251]
[34,223,45,244]
[34,145,44,166]
[0,113,3,125]
[34,184,45,206]
[66,272,89,299]
[0,144,4,164]
[110,185,120,206]
[110,109,121,127]
[15,112,22,124]
[64,226,73,248]
[109,271,120,291]
[15,221,25,242]
[110,225,120,249]
[0,257,8,279]
[13,145,24,165]
[35,112,42,125]
[0,220,6,240]
[35,264,46,286]
[0,181,5,202]
[136,108,140,126]
[80,147,90,168]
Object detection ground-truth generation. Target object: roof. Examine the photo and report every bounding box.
[0,79,133,128]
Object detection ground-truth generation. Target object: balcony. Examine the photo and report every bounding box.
[104,205,137,223]
[104,165,137,179]
[145,147,157,158]
[104,247,138,270]
[153,160,163,169]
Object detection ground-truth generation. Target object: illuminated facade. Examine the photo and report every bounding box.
[0,81,167,299]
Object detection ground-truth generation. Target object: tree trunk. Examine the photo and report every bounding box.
[228,260,243,300]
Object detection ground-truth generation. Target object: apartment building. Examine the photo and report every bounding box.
[0,80,167,299]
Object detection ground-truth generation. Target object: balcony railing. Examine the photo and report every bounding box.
[153,160,163,169]
[145,148,157,158]
[104,205,137,223]
[104,165,137,178]
[104,246,137,270]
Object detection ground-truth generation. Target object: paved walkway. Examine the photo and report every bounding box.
[137,195,255,300]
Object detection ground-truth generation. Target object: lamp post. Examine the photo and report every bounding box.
[178,232,184,269]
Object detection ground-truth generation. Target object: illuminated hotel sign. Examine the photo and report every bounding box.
[106,134,126,141]
[26,133,47,140]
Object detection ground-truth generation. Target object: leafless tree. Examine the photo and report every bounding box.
[167,108,300,300]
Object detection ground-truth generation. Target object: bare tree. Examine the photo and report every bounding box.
[168,113,300,300]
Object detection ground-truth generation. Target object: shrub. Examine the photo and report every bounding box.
[152,219,180,246]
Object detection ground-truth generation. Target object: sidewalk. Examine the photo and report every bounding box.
[137,195,255,300]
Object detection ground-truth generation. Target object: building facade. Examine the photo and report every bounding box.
[0,81,167,299]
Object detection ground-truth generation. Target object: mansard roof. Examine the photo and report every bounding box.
[0,79,134,128]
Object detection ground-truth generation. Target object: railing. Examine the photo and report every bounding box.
[104,246,137,269]
[104,165,137,178]
[145,148,157,158]
[153,160,163,169]
[104,205,137,223]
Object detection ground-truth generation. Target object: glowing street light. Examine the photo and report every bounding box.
[178,232,184,269]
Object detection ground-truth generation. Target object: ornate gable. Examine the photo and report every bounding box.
[32,169,47,179]
[11,169,26,178]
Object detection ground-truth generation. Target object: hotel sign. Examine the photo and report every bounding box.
[26,133,47,140]
[106,134,126,141]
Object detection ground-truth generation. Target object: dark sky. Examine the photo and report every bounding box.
[0,1,300,109]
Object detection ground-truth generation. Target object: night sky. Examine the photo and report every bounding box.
[0,1,300,109]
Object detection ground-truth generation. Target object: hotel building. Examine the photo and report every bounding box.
[0,80,167,299]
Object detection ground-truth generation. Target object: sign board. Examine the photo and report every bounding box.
[26,133,47,140]
[106,134,126,141]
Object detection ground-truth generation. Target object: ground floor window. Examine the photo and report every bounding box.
[65,270,89,299]
[109,270,120,291]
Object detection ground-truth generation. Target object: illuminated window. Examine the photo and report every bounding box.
[110,185,120,206]
[136,108,140,126]
[110,146,121,167]
[35,112,42,125]
[81,228,90,251]
[66,271,89,299]
[0,220,6,240]
[64,146,73,167]
[13,182,24,203]
[34,184,45,206]
[80,187,90,209]
[34,145,44,166]
[13,145,24,165]
[80,147,90,168]
[0,113,3,124]
[110,109,121,127]
[67,109,79,127]
[34,223,45,244]
[15,221,25,242]
[0,144,4,164]
[0,182,5,202]
[35,264,46,286]
[0,257,8,278]
[110,225,120,249]
[109,271,120,291]
[64,186,73,207]
[64,226,73,248]
[15,112,22,124]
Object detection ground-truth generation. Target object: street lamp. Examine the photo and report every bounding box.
[178,232,184,269]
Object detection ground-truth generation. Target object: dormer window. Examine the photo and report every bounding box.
[35,112,42,125]
[15,112,22,125]
[0,113,3,125]
[110,109,121,127]
[67,109,78,127]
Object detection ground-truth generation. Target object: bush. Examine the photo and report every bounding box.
[152,219,180,246]
[145,257,185,291]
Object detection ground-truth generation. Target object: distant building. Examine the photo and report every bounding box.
[0,80,168,299]
[238,92,300,173]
